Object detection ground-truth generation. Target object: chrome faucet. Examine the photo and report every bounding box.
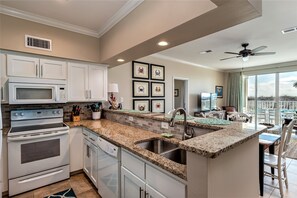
[169,108,194,140]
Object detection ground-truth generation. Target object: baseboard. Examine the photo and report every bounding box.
[70,169,83,176]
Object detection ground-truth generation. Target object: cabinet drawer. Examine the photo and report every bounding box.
[88,131,98,144]
[122,150,145,180]
[146,164,186,198]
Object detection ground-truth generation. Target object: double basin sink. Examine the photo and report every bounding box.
[136,138,186,165]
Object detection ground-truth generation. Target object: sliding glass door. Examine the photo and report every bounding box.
[245,71,297,125]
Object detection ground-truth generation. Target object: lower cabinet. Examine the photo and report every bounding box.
[69,128,83,172]
[83,137,98,187]
[121,149,186,198]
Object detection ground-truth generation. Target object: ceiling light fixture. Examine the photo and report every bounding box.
[117,58,125,62]
[242,56,249,62]
[281,26,297,34]
[158,41,169,46]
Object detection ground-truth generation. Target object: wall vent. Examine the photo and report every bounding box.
[281,26,297,34]
[25,35,52,51]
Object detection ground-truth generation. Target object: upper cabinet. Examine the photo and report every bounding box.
[7,54,66,80]
[68,62,107,102]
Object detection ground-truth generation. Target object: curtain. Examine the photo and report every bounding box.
[227,72,243,111]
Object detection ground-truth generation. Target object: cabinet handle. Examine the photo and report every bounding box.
[83,133,88,137]
[145,191,149,198]
[85,90,88,99]
[87,145,90,158]
[89,90,92,99]
[36,64,38,77]
[41,65,43,77]
[139,187,143,198]
[90,137,95,141]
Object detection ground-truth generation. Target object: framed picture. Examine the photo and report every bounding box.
[133,99,150,112]
[150,64,165,81]
[174,89,179,97]
[151,82,165,97]
[151,99,165,113]
[133,80,150,97]
[215,86,223,98]
[132,61,149,79]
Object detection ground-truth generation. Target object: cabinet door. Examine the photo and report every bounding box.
[68,63,88,101]
[89,143,98,187]
[88,65,107,101]
[83,139,91,177]
[69,128,83,172]
[121,167,145,198]
[7,55,39,78]
[40,59,66,80]
[146,184,166,198]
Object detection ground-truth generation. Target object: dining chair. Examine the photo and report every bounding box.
[263,119,296,198]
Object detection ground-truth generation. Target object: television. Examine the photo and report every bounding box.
[199,92,217,112]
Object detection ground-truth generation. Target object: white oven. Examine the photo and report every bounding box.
[8,77,67,104]
[7,109,70,196]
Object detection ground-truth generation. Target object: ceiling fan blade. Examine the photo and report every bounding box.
[220,56,241,61]
[253,52,276,56]
[224,52,239,55]
[251,46,267,53]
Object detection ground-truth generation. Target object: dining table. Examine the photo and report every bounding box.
[259,132,281,196]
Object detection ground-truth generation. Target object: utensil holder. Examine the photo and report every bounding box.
[72,115,80,122]
[92,111,101,120]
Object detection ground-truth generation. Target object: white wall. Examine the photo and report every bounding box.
[108,55,226,115]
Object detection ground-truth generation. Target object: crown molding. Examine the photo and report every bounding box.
[151,53,222,72]
[98,0,144,37]
[0,5,99,37]
[0,0,144,38]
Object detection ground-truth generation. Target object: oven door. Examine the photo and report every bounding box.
[7,130,69,179]
[9,83,57,104]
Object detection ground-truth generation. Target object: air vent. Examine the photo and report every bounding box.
[25,35,52,51]
[281,26,297,34]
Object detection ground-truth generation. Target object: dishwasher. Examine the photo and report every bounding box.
[97,136,120,198]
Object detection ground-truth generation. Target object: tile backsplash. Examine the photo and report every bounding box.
[1,102,98,127]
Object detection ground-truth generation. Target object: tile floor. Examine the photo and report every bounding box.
[9,173,101,198]
[261,158,297,198]
[6,158,297,198]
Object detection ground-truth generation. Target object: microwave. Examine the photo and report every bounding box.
[8,77,67,104]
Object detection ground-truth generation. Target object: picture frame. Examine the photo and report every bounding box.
[133,80,150,97]
[132,61,149,79]
[133,99,150,112]
[151,99,165,113]
[150,64,165,81]
[151,82,165,97]
[215,86,223,98]
[174,89,179,97]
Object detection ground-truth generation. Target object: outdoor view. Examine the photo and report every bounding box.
[247,71,297,125]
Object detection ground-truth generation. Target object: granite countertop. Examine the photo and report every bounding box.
[66,120,187,180]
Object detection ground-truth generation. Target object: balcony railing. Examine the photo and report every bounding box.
[247,100,297,112]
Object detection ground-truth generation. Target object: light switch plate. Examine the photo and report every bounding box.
[161,122,169,129]
[128,116,133,121]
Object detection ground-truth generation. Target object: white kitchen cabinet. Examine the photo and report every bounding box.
[83,137,98,187]
[68,62,107,102]
[121,150,186,198]
[121,167,145,198]
[7,54,39,78]
[0,54,8,103]
[7,55,66,80]
[69,128,83,172]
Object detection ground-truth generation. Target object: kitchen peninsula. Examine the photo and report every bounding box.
[68,109,266,198]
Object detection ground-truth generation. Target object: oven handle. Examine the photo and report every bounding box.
[7,130,69,142]
[19,169,64,184]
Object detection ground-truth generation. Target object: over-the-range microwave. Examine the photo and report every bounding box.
[8,77,67,104]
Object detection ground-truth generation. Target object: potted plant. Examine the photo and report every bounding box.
[71,105,81,122]
[87,102,102,120]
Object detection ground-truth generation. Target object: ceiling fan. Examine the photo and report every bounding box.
[220,43,276,61]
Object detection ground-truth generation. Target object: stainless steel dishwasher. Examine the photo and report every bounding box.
[97,136,120,198]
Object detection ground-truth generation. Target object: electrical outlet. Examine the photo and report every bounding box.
[161,122,169,129]
[128,116,133,122]
[120,97,124,103]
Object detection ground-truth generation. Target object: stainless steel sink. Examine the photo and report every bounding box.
[136,139,186,165]
[136,139,178,154]
[161,148,187,165]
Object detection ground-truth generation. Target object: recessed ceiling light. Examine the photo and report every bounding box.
[158,41,169,46]
[200,50,212,54]
[117,58,125,62]
[281,26,297,34]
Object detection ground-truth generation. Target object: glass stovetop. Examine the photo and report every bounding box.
[10,123,68,133]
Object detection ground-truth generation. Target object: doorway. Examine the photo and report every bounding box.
[173,77,189,112]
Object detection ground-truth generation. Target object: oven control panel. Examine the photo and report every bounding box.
[11,109,63,121]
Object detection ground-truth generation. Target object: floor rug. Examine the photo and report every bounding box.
[44,188,76,198]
